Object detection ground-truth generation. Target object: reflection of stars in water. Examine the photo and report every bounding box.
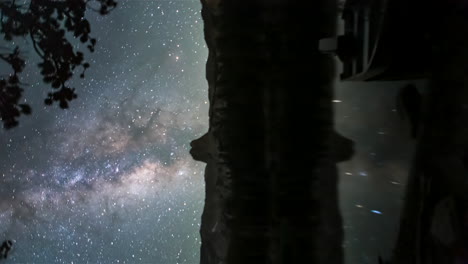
[335,80,420,263]
[0,1,208,263]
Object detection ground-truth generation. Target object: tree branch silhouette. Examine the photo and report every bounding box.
[0,0,117,129]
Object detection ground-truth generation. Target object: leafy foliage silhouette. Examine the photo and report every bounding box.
[0,240,12,260]
[0,0,117,129]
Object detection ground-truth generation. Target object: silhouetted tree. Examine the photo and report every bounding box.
[0,240,12,260]
[0,0,116,129]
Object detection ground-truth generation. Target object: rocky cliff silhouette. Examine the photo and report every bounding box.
[191,1,353,263]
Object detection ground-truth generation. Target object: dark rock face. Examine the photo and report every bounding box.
[391,3,468,264]
[190,1,232,263]
[191,132,230,264]
[191,1,350,263]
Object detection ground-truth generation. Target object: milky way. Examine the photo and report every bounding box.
[0,1,424,263]
[0,1,208,263]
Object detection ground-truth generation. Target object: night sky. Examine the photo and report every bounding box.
[0,1,208,263]
[0,1,421,263]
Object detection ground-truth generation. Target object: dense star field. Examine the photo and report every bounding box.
[0,1,417,263]
[0,1,208,263]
